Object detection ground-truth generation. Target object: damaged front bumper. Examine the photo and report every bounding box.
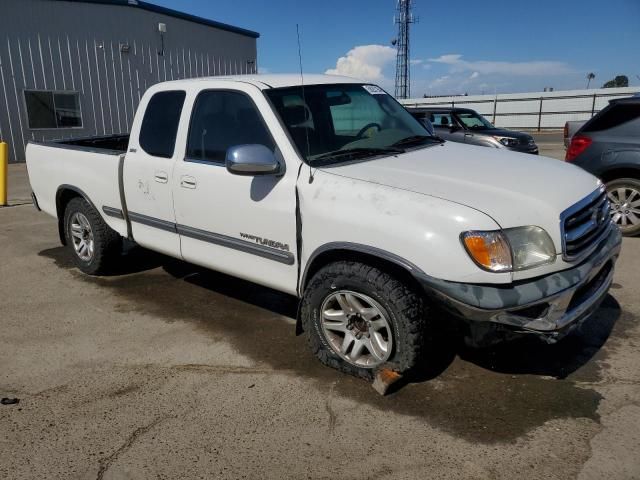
[417,226,622,344]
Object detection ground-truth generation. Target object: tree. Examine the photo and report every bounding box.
[586,72,595,89]
[602,75,629,88]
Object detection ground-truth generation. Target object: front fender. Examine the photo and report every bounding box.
[298,168,509,285]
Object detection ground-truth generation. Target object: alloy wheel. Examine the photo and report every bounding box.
[608,186,640,228]
[70,212,95,262]
[320,290,393,367]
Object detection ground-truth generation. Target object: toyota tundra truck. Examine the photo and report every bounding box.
[26,75,621,379]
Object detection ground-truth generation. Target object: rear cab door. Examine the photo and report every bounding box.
[123,87,186,257]
[171,81,301,295]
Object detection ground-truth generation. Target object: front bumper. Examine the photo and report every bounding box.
[418,225,621,343]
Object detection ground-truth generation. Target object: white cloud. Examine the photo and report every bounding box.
[428,54,572,76]
[325,45,396,81]
[429,75,450,88]
[258,67,270,74]
[430,54,463,64]
[469,71,479,80]
[410,59,423,65]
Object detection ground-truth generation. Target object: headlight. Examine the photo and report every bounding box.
[495,136,519,147]
[461,226,556,272]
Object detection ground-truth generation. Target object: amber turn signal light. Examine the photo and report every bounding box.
[461,231,512,272]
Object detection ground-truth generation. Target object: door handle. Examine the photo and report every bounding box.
[180,175,197,189]
[154,171,168,183]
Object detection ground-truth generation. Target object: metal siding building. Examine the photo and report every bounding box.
[0,0,259,163]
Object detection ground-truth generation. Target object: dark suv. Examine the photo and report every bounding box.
[406,106,538,154]
[566,97,640,236]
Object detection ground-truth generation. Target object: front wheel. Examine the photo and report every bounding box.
[606,178,640,237]
[301,261,428,380]
[63,197,122,275]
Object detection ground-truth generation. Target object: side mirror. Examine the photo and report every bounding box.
[226,144,283,176]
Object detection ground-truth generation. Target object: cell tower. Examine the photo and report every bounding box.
[393,0,417,99]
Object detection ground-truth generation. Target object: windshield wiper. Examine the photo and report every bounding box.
[392,135,443,147]
[311,146,405,162]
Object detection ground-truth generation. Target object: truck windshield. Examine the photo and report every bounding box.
[456,111,495,130]
[265,83,438,164]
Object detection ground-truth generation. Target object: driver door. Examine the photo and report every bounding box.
[172,87,299,294]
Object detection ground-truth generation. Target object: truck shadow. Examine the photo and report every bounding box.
[39,245,627,443]
[458,295,621,380]
[408,295,622,385]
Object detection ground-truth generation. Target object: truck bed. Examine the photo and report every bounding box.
[45,134,130,154]
[26,135,130,241]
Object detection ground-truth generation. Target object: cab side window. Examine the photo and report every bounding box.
[431,113,452,128]
[139,90,186,158]
[186,90,275,163]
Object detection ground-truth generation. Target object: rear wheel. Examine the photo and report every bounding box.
[63,197,122,274]
[301,261,428,380]
[606,178,640,237]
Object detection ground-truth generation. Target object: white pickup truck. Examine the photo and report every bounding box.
[27,74,621,379]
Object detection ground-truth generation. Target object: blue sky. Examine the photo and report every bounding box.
[152,0,639,96]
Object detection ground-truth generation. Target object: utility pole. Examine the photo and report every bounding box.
[393,0,417,99]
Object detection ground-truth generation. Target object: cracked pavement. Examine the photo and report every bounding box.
[1,163,639,479]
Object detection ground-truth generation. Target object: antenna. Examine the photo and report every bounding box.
[296,24,312,180]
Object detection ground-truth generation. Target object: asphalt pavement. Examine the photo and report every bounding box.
[1,148,639,479]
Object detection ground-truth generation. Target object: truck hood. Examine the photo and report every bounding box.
[323,142,601,251]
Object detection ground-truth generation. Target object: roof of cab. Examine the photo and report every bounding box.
[158,74,366,90]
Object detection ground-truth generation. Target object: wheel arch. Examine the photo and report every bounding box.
[55,185,98,245]
[300,242,426,297]
[600,166,640,184]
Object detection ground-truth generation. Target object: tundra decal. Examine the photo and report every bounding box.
[240,232,290,252]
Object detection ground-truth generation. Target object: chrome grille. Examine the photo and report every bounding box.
[560,187,611,261]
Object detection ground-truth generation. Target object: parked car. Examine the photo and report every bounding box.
[27,75,620,380]
[566,96,640,236]
[564,120,587,148]
[406,106,539,154]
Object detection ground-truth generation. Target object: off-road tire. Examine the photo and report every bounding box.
[63,197,122,275]
[301,261,428,380]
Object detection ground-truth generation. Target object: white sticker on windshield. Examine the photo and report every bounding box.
[362,85,386,95]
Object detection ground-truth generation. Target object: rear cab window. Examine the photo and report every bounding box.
[431,112,454,128]
[139,90,186,158]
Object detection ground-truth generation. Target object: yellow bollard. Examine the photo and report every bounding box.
[0,142,7,206]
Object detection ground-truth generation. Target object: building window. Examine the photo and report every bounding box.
[24,90,82,129]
